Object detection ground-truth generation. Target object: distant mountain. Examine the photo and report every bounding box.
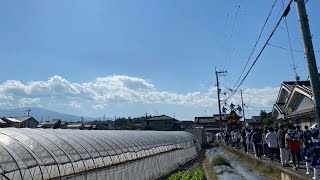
[0,107,97,122]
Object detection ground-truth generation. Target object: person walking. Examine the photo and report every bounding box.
[235,130,241,149]
[279,125,289,166]
[286,124,301,170]
[246,130,251,153]
[262,127,269,157]
[249,128,255,155]
[252,128,263,158]
[242,129,247,152]
[304,126,312,143]
[266,127,279,162]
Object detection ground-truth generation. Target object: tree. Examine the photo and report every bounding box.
[260,110,274,126]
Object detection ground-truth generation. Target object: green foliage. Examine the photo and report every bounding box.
[168,169,205,180]
[260,110,274,126]
[115,115,152,129]
[211,155,230,166]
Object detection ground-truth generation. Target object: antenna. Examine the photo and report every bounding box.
[26,107,31,117]
[290,64,300,81]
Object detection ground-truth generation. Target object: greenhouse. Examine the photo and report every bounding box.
[0,128,199,180]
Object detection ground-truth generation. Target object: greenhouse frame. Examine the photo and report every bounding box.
[0,128,199,180]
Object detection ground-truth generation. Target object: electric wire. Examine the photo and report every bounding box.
[282,0,299,78]
[231,0,279,94]
[267,43,304,52]
[222,1,241,70]
[225,0,294,101]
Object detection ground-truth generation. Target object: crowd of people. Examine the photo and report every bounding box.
[216,124,320,180]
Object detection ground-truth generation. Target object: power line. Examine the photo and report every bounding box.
[221,1,241,70]
[226,0,294,101]
[267,43,320,52]
[231,0,279,94]
[282,0,299,79]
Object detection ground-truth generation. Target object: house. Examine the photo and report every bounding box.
[39,119,69,129]
[60,121,69,129]
[91,120,115,130]
[1,117,39,128]
[194,114,228,134]
[272,80,316,128]
[245,116,264,128]
[40,119,61,129]
[83,124,93,130]
[0,118,10,128]
[91,124,109,130]
[66,123,85,130]
[145,115,178,131]
[178,121,195,129]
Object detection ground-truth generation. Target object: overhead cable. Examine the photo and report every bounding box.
[231,0,279,94]
[226,0,294,101]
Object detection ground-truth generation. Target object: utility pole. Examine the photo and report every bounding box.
[241,90,246,121]
[26,107,31,117]
[216,69,227,133]
[295,0,320,124]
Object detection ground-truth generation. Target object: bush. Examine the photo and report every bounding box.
[168,169,204,180]
[211,155,230,166]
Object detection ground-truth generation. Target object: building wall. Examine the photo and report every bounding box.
[294,96,314,111]
[21,119,38,128]
[185,128,206,146]
[10,122,21,128]
[293,116,316,129]
[278,89,290,103]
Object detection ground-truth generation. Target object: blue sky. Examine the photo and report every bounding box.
[0,0,319,120]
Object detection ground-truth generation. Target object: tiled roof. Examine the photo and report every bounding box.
[146,115,177,121]
[285,106,315,118]
[0,119,7,124]
[67,123,84,127]
[5,117,32,123]
[283,81,312,96]
[41,120,61,125]
[274,103,292,115]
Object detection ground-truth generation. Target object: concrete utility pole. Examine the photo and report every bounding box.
[216,69,227,133]
[241,90,246,121]
[295,0,320,124]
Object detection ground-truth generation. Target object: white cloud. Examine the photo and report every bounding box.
[225,87,279,111]
[0,75,214,107]
[67,101,81,110]
[0,75,280,118]
[18,98,41,108]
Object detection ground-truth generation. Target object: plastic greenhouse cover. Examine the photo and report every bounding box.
[0,128,195,178]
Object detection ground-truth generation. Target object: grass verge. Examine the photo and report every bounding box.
[211,155,230,166]
[202,152,218,180]
[167,168,205,180]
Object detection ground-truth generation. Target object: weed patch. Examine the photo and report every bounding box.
[211,155,230,166]
[167,168,205,180]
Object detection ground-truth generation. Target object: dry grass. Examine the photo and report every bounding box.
[202,152,218,180]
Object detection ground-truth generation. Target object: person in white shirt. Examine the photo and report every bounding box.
[266,127,279,162]
[245,130,251,153]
